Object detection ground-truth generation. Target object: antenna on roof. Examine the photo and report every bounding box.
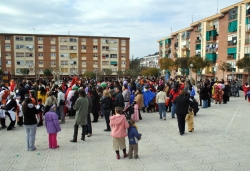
[33,28,35,34]
[217,0,219,14]
[68,31,70,35]
[191,12,195,23]
[171,27,172,34]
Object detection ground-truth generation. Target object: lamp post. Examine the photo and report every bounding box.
[95,68,98,81]
[189,63,193,81]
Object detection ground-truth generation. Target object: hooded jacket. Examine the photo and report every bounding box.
[23,104,39,125]
[110,115,129,138]
[128,126,142,145]
[44,110,61,134]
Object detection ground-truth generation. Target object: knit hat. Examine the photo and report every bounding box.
[50,104,56,109]
[72,86,79,91]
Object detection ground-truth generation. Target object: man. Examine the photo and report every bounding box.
[18,83,29,102]
[114,86,124,109]
[2,95,17,130]
[122,84,131,108]
[70,89,89,142]
[57,87,65,123]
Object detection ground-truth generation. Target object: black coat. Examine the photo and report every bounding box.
[23,105,39,125]
[100,96,112,110]
[200,86,209,100]
[91,94,100,113]
[114,91,124,109]
[223,85,229,96]
[19,87,29,102]
[173,95,190,115]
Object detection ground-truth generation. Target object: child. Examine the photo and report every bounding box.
[185,108,194,132]
[36,98,44,127]
[110,107,130,159]
[128,120,142,159]
[44,105,61,149]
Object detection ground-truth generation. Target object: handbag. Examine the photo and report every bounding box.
[165,97,170,106]
[59,99,65,105]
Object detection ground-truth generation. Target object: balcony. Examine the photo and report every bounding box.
[227,55,235,59]
[207,36,217,42]
[165,43,171,48]
[206,48,216,53]
[246,24,250,32]
[165,49,171,54]
[206,25,216,31]
[228,41,237,46]
[245,38,250,44]
[181,45,190,50]
[195,40,201,44]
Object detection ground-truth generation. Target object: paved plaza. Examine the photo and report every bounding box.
[0,93,249,171]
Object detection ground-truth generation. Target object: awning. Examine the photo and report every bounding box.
[165,39,171,44]
[228,20,238,33]
[196,44,201,50]
[206,53,216,63]
[110,61,117,65]
[227,47,237,54]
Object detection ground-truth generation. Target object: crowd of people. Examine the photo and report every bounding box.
[0,76,249,159]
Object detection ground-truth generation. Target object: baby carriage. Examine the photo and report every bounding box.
[123,103,135,120]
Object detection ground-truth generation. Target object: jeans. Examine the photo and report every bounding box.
[59,105,65,122]
[24,124,37,151]
[86,113,92,134]
[56,107,61,120]
[202,100,208,108]
[102,109,111,130]
[171,103,176,117]
[158,103,166,119]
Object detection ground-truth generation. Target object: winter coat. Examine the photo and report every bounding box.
[169,89,180,102]
[200,86,209,100]
[110,114,129,138]
[73,96,89,125]
[45,95,57,107]
[23,104,39,125]
[113,91,124,109]
[128,125,142,145]
[143,89,155,107]
[189,98,199,114]
[122,89,131,102]
[44,111,61,134]
[100,96,112,110]
[91,94,100,114]
[173,95,190,115]
[134,94,143,109]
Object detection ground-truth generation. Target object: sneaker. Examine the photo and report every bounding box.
[87,134,92,137]
[116,155,120,159]
[123,154,128,158]
[163,117,166,120]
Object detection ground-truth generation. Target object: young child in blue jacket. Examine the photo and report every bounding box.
[128,120,142,159]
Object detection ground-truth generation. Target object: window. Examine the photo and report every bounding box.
[60,45,68,50]
[229,7,238,21]
[38,61,44,65]
[121,47,126,51]
[51,53,56,57]
[5,36,10,40]
[61,68,68,72]
[82,69,86,72]
[38,45,43,49]
[81,46,86,49]
[16,36,23,41]
[51,38,56,41]
[121,61,126,64]
[102,54,109,58]
[16,69,21,73]
[60,38,68,42]
[5,44,11,48]
[60,53,68,57]
[16,52,24,57]
[82,61,86,65]
[110,39,117,44]
[69,38,77,42]
[70,61,77,65]
[111,68,117,71]
[121,69,125,71]
[93,39,98,43]
[6,53,11,57]
[61,61,68,65]
[51,46,56,49]
[25,53,33,57]
[228,35,237,46]
[38,53,43,57]
[6,60,11,65]
[102,39,110,43]
[16,45,24,49]
[16,61,25,65]
[51,61,56,66]
[25,37,33,41]
[93,54,98,57]
[102,46,109,51]
[121,54,126,58]
[121,40,126,44]
[81,38,86,42]
[69,46,77,50]
[110,47,117,51]
[93,61,98,65]
[110,54,117,58]
[38,37,43,41]
[102,61,109,65]
[93,46,98,50]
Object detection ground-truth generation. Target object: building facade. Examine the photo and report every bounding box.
[158,0,250,83]
[0,34,130,79]
[140,52,159,68]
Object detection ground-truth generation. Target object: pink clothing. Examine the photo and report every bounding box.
[110,115,129,138]
[131,104,139,122]
[48,133,58,148]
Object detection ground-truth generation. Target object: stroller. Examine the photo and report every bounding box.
[123,103,135,120]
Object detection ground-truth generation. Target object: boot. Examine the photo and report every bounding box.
[81,125,86,141]
[70,125,78,142]
[142,107,145,113]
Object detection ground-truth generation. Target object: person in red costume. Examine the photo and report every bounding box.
[10,80,16,92]
[65,77,78,114]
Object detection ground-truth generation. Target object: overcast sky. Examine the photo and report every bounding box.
[0,0,240,58]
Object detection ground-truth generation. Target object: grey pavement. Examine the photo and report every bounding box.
[0,93,250,171]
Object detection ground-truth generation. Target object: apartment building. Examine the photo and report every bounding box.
[0,34,130,79]
[157,0,250,83]
[140,52,159,68]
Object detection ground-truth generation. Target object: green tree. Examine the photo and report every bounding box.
[0,69,3,75]
[218,62,232,79]
[236,56,250,82]
[141,68,159,77]
[124,69,137,79]
[83,71,96,79]
[159,57,175,71]
[20,68,30,76]
[43,68,53,76]
[117,70,123,79]
[104,69,113,76]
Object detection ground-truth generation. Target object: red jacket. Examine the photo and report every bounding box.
[169,89,180,102]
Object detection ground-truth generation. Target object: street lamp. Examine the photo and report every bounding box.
[95,68,98,81]
[189,63,193,82]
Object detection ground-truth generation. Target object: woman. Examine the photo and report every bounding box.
[213,84,223,104]
[45,91,57,107]
[173,90,190,135]
[134,89,143,120]
[70,90,79,119]
[200,82,209,108]
[91,89,101,122]
[37,87,47,104]
[156,86,167,120]
[169,83,180,118]
[22,98,39,151]
[100,90,112,131]
[223,82,230,104]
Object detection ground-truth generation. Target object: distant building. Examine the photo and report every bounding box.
[140,52,159,68]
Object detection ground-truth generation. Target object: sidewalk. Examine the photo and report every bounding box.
[0,93,249,171]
